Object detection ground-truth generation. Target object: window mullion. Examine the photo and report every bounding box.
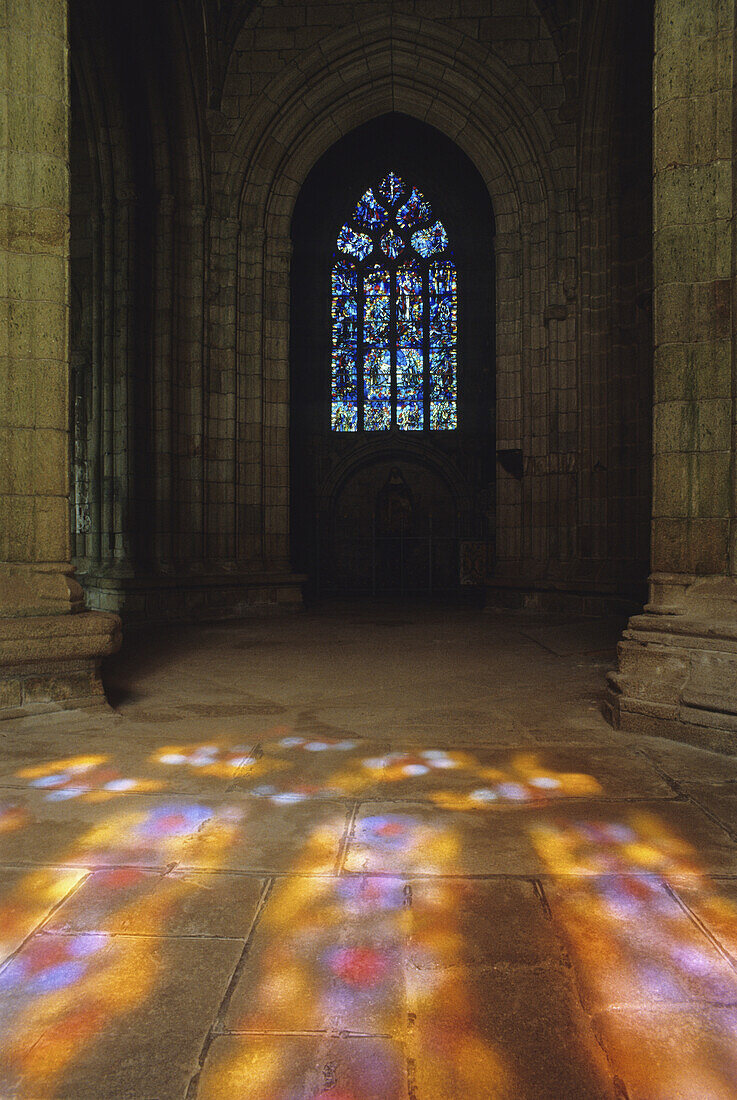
[390,262,397,429]
[357,262,365,432]
[423,264,431,432]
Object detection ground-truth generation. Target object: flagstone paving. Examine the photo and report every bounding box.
[1,604,737,1098]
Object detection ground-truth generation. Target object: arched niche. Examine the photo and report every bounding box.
[289,114,495,596]
[220,12,571,583]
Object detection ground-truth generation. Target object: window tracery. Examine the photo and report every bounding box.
[331,172,458,433]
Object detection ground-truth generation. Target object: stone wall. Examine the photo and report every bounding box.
[7,0,737,742]
[607,0,737,749]
[209,0,652,615]
[0,0,119,716]
[61,0,654,622]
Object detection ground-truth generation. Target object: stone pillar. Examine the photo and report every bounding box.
[0,0,120,715]
[606,0,737,749]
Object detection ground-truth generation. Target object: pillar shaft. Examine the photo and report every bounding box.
[0,0,120,715]
[607,0,737,749]
[649,0,735,591]
[0,0,81,615]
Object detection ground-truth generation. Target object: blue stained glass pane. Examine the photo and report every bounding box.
[396,187,433,229]
[429,293,456,341]
[381,229,405,259]
[429,343,457,429]
[412,221,449,258]
[429,260,457,430]
[337,224,373,260]
[378,172,405,206]
[364,349,391,431]
[364,265,391,298]
[396,298,423,345]
[396,262,422,298]
[331,258,359,432]
[332,260,358,297]
[396,348,424,431]
[429,260,456,297]
[332,295,357,347]
[332,345,358,432]
[354,189,389,230]
[364,293,390,346]
[332,398,358,431]
[396,263,423,345]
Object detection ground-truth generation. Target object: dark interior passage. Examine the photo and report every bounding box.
[290,114,496,599]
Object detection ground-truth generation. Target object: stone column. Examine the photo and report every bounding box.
[0,0,120,715]
[607,0,737,749]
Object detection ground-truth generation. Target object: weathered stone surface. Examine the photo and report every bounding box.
[0,680,21,709]
[0,788,347,872]
[408,965,618,1100]
[594,1006,737,1100]
[0,610,121,719]
[345,798,737,876]
[0,933,243,1100]
[680,784,737,838]
[198,1035,408,1100]
[45,869,266,937]
[545,875,737,1010]
[0,611,121,667]
[0,609,735,1096]
[0,865,86,966]
[609,0,737,748]
[0,0,123,717]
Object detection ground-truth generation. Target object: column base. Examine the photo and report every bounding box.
[0,611,122,719]
[605,575,737,753]
[485,577,643,617]
[78,568,305,624]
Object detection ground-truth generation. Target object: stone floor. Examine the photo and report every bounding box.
[2,603,737,1098]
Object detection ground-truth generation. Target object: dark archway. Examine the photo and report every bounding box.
[290,113,496,598]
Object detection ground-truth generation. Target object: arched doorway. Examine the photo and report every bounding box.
[290,114,496,599]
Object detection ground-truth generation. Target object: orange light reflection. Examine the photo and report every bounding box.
[531,812,737,1098]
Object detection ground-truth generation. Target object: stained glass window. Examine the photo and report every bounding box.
[331,173,458,432]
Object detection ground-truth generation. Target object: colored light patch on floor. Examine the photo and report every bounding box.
[225,875,409,1035]
[0,786,251,1095]
[531,813,737,1097]
[218,813,511,1098]
[1,716,733,1099]
[594,1005,737,1100]
[45,868,266,938]
[70,801,246,867]
[674,878,737,963]
[226,747,604,808]
[0,868,86,966]
[0,929,154,1094]
[426,754,603,809]
[152,741,258,775]
[0,802,29,832]
[198,1035,409,1100]
[0,928,243,1100]
[16,755,163,802]
[346,813,461,875]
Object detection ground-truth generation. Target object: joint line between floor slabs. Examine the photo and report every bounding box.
[2,864,735,882]
[185,875,276,1100]
[334,800,361,874]
[664,879,737,971]
[0,867,93,980]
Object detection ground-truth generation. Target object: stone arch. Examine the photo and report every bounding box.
[318,439,474,521]
[216,12,575,576]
